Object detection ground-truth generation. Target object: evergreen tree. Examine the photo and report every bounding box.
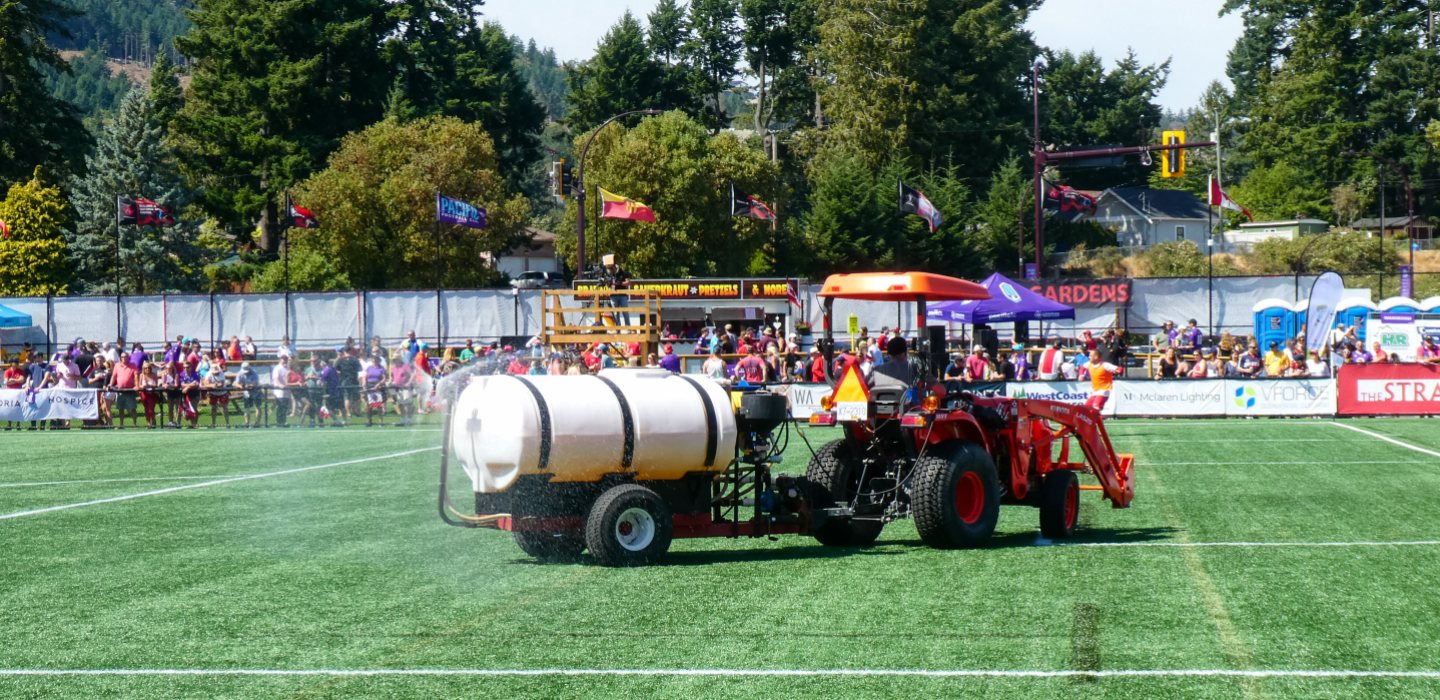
[147,49,182,136]
[52,0,192,64]
[565,12,692,132]
[648,0,687,64]
[0,167,70,294]
[42,43,135,129]
[0,0,89,187]
[739,0,814,160]
[174,0,393,254]
[67,90,205,294]
[683,0,742,132]
[815,0,1038,174]
[512,37,568,120]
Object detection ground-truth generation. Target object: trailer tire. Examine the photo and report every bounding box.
[585,484,674,567]
[1038,470,1081,539]
[911,439,1000,549]
[806,439,884,547]
[513,530,586,561]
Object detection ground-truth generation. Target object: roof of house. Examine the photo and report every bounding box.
[1100,187,1210,221]
[1352,215,1426,228]
[1238,219,1328,229]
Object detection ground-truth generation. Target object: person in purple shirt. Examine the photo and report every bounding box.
[319,360,344,427]
[362,355,388,426]
[658,344,681,373]
[128,342,148,369]
[1352,346,1374,363]
[1183,319,1203,352]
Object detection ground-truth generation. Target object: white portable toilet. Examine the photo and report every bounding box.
[1378,296,1422,314]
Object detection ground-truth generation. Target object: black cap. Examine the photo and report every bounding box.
[1268,340,1278,348]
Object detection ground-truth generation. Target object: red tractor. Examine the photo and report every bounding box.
[801,272,1134,547]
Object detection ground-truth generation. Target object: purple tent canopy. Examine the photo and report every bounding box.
[926,273,1075,324]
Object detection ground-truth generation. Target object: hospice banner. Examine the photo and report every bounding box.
[1337,363,1440,416]
[0,388,99,421]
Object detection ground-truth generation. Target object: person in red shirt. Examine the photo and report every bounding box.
[109,355,141,428]
[964,346,990,381]
[808,348,826,382]
[1082,330,1097,352]
[3,359,24,389]
[735,346,768,385]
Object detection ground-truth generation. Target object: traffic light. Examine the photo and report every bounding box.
[547,161,561,199]
[560,160,574,197]
[1161,130,1185,178]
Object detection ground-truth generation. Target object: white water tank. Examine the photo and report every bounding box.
[450,369,737,493]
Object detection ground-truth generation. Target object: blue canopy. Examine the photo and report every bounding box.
[926,273,1076,324]
[0,304,33,329]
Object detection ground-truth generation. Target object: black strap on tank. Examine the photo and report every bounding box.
[677,375,718,467]
[510,376,552,472]
[595,376,636,471]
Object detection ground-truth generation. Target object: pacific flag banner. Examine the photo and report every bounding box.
[730,183,776,220]
[599,187,656,223]
[286,192,319,229]
[435,191,486,229]
[1209,175,1253,221]
[898,180,943,231]
[116,196,175,226]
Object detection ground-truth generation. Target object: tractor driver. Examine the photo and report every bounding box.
[869,336,915,389]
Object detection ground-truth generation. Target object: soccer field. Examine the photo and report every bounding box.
[4,419,1440,699]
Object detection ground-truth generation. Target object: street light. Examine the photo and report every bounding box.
[575,109,664,273]
[1341,150,1415,268]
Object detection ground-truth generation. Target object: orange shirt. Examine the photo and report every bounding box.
[1089,362,1119,393]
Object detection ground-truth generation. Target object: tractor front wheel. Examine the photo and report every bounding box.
[585,484,674,567]
[911,440,1000,549]
[1038,469,1081,539]
[806,439,885,547]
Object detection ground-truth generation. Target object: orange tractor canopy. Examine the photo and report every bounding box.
[804,271,1133,548]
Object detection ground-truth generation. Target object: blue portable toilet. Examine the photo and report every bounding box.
[1335,298,1378,343]
[1379,297,1421,314]
[1291,299,1309,339]
[1421,297,1440,313]
[1253,298,1294,349]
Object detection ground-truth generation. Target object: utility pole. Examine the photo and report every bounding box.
[1031,61,1044,279]
[575,110,662,273]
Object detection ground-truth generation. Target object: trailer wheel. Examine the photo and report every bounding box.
[806,439,884,547]
[513,530,586,562]
[911,440,1000,549]
[585,484,674,567]
[1038,470,1081,539]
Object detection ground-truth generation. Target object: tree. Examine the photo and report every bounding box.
[0,167,70,294]
[1042,49,1169,191]
[565,12,692,132]
[174,0,393,254]
[1227,161,1329,222]
[557,110,782,277]
[41,43,134,129]
[683,0,742,132]
[67,90,205,294]
[283,116,530,290]
[739,0,814,160]
[0,0,90,187]
[513,37,568,120]
[647,0,687,65]
[815,0,1038,174]
[147,49,182,137]
[1140,240,1207,277]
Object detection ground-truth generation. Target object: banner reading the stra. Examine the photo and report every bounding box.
[0,389,99,421]
[1337,363,1440,416]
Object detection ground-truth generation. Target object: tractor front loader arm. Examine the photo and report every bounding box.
[1016,400,1134,508]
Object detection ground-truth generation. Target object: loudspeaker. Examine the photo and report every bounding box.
[973,324,999,357]
[923,325,946,379]
[1014,321,1030,347]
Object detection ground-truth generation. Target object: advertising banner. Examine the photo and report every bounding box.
[1305,272,1344,355]
[1223,379,1336,417]
[0,388,98,421]
[1371,313,1427,362]
[1003,381,1114,416]
[1110,380,1226,416]
[1337,363,1440,416]
[575,278,798,300]
[435,192,486,229]
[1026,278,1132,308]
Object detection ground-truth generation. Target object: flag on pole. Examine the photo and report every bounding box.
[285,192,319,229]
[1209,175,1252,221]
[730,183,776,220]
[0,220,8,239]
[1042,180,1097,214]
[435,191,486,229]
[116,196,175,226]
[598,187,657,223]
[898,180,943,231]
[785,278,801,310]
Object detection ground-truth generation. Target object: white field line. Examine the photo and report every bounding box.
[2,668,1440,679]
[1054,540,1440,548]
[0,476,254,488]
[1329,422,1440,459]
[0,447,438,521]
[1145,461,1429,466]
[1117,439,1345,443]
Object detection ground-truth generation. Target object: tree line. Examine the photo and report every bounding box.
[1,0,1437,297]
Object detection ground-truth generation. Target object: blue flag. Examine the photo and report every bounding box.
[436,191,486,229]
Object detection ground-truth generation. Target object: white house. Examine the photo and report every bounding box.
[1076,187,1213,248]
[482,228,562,278]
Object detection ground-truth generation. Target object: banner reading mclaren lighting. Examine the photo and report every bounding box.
[0,389,99,421]
[1337,363,1440,416]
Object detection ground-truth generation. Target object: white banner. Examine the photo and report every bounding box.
[0,388,99,421]
[1305,272,1344,355]
[1223,378,1336,416]
[780,383,830,419]
[1106,380,1228,417]
[1003,381,1116,417]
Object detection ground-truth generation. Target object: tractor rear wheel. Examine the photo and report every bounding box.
[513,530,586,561]
[911,439,1000,549]
[806,439,885,547]
[1038,470,1081,539]
[585,484,674,567]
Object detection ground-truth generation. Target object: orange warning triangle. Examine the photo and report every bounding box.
[833,365,870,403]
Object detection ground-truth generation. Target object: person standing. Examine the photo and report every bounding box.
[277,335,295,364]
[334,347,363,421]
[705,348,730,384]
[659,344,681,373]
[1420,336,1440,365]
[1037,342,1065,381]
[964,346,990,382]
[390,358,415,426]
[1012,343,1031,381]
[271,358,292,428]
[235,362,261,428]
[109,353,141,428]
[943,353,966,381]
[320,358,344,427]
[1263,341,1289,377]
[363,354,388,427]
[735,346,768,385]
[1238,343,1262,377]
[1183,319,1203,355]
[1085,349,1121,411]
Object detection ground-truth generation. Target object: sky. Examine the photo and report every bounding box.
[482,0,1245,112]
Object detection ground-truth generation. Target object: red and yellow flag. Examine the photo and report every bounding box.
[599,187,656,223]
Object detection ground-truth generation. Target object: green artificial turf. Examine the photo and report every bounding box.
[3,418,1440,698]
